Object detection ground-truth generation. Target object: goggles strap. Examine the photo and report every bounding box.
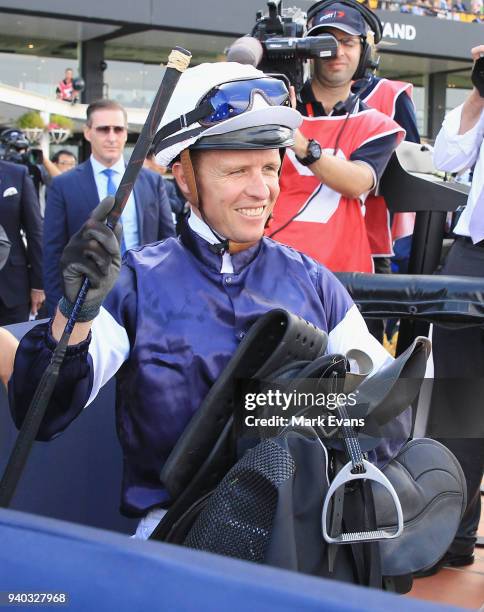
[153,126,206,157]
[152,102,213,152]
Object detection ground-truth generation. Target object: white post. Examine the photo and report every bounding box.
[40,110,50,158]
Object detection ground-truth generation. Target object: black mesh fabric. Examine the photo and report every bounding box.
[183,439,296,562]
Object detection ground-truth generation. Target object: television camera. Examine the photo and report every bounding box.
[227,0,338,92]
[0,128,43,193]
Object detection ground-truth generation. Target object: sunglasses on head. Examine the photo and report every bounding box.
[197,77,290,127]
[93,125,127,135]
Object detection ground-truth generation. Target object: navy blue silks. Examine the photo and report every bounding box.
[10,220,404,517]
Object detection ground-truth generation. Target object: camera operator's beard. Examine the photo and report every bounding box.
[314,60,354,90]
[311,65,353,113]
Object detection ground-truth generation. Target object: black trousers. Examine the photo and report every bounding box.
[429,238,484,556]
[0,298,29,326]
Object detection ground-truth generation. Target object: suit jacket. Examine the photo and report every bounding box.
[44,159,175,314]
[0,161,43,308]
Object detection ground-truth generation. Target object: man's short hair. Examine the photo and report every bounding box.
[86,99,128,127]
[51,149,77,164]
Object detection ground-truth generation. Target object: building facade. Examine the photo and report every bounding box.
[0,0,481,140]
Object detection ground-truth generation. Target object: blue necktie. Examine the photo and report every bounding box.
[102,168,117,197]
[102,168,126,254]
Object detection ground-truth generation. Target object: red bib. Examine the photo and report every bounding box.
[362,79,415,254]
[57,79,74,101]
[362,78,413,120]
[270,108,403,272]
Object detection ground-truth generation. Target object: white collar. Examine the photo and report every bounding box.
[187,208,225,245]
[187,209,234,274]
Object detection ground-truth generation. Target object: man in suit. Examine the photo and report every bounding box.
[0,160,44,325]
[44,99,175,314]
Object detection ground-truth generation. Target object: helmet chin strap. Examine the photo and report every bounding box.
[180,149,259,254]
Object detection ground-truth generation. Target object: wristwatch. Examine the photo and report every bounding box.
[295,139,322,166]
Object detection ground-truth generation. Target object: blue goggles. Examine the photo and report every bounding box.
[152,77,290,156]
[197,77,290,126]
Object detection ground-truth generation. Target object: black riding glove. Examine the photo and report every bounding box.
[471,56,484,98]
[59,197,123,322]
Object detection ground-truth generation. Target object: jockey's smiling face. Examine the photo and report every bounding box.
[173,148,281,244]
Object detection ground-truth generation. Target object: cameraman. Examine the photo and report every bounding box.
[269,0,404,273]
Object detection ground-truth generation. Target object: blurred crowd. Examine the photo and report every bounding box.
[371,0,484,21]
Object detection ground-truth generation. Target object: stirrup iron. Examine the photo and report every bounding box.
[322,459,404,544]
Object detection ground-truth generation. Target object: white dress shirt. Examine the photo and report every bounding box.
[433,103,484,238]
[90,155,140,250]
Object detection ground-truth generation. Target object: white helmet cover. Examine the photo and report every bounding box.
[154,62,302,167]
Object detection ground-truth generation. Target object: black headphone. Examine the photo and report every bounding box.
[306,0,382,80]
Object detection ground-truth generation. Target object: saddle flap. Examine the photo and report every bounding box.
[376,438,467,576]
[350,336,431,425]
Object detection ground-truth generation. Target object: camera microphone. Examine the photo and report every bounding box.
[227,36,264,67]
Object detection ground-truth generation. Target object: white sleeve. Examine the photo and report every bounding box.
[327,304,392,374]
[86,306,130,406]
[433,103,484,173]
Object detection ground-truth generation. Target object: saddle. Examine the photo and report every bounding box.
[151,310,466,591]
